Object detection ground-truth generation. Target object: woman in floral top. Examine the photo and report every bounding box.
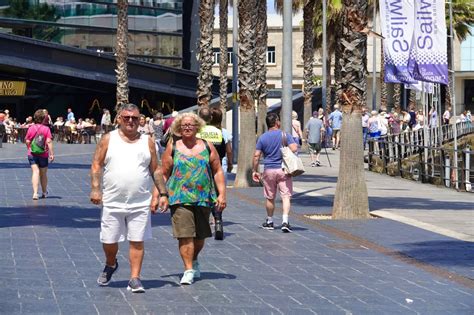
[161,112,226,285]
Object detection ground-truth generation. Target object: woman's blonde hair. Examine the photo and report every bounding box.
[170,112,206,136]
[292,111,298,119]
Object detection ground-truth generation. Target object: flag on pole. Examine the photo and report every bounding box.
[407,0,448,85]
[379,0,417,84]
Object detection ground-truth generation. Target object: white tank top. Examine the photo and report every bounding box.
[102,130,152,208]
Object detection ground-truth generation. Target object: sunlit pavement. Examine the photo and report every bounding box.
[0,143,473,314]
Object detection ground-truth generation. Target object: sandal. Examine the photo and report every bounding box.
[32,194,39,200]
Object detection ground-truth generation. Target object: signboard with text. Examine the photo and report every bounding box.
[0,81,27,96]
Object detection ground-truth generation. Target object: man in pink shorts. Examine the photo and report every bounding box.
[252,113,298,232]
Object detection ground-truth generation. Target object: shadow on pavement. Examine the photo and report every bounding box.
[161,272,237,281]
[396,240,474,268]
[109,279,180,289]
[0,162,91,169]
[0,205,172,229]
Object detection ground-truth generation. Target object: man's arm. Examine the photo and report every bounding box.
[252,150,262,183]
[90,133,110,205]
[148,137,168,213]
[225,142,233,172]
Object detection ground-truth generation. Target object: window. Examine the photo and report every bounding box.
[461,26,474,71]
[213,48,233,65]
[267,47,276,64]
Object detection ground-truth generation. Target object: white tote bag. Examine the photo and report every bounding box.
[281,132,305,177]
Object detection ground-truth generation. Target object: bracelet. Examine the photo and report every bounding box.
[159,193,169,198]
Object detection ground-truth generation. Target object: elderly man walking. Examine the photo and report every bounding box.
[90,103,169,293]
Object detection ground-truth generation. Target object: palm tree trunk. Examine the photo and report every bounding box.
[256,0,268,137]
[234,0,257,187]
[302,0,316,148]
[219,0,229,126]
[116,0,129,111]
[334,22,343,106]
[332,0,370,219]
[393,83,401,111]
[380,40,387,110]
[197,0,215,107]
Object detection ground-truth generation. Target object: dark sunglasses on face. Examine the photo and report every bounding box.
[121,115,140,122]
[181,124,196,129]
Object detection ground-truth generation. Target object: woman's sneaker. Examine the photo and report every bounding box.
[97,260,118,286]
[180,270,194,285]
[40,191,49,199]
[127,278,145,293]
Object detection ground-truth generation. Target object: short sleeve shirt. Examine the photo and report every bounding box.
[305,118,323,144]
[329,110,343,129]
[256,130,295,170]
[25,124,52,158]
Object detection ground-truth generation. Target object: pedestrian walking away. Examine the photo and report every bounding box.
[90,103,169,293]
[305,111,325,167]
[161,112,226,285]
[252,113,298,233]
[25,109,55,200]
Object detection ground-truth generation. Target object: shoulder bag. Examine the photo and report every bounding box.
[281,131,305,177]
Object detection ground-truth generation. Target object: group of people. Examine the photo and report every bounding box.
[89,104,232,292]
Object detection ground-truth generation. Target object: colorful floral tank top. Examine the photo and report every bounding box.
[167,147,216,207]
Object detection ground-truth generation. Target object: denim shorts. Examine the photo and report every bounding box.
[28,155,49,168]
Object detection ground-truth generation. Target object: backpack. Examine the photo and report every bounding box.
[31,126,46,155]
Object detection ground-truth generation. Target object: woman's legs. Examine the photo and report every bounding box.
[39,167,48,195]
[31,164,40,197]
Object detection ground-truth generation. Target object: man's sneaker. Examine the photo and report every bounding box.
[214,220,224,240]
[40,190,49,199]
[97,259,118,286]
[192,260,201,279]
[310,162,316,167]
[281,222,292,233]
[261,221,274,230]
[127,277,145,293]
[316,161,321,167]
[180,270,194,285]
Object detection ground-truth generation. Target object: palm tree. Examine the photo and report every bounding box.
[234,0,258,187]
[445,0,474,111]
[332,0,370,219]
[219,0,229,125]
[302,0,317,140]
[197,0,216,107]
[116,0,129,111]
[312,0,343,109]
[256,0,268,136]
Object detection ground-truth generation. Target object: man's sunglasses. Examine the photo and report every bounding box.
[121,115,140,122]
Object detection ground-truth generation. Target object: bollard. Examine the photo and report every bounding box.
[445,156,450,187]
[465,146,471,192]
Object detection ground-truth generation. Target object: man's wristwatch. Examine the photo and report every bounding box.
[159,193,169,198]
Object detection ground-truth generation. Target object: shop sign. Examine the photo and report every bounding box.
[0,81,27,96]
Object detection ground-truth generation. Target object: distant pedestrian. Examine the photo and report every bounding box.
[25,109,54,200]
[443,106,451,125]
[291,111,303,149]
[150,112,164,155]
[252,113,297,233]
[66,107,75,122]
[90,103,169,293]
[161,112,226,285]
[361,107,369,149]
[328,104,343,150]
[305,111,325,167]
[197,107,227,240]
[429,106,438,128]
[101,108,112,133]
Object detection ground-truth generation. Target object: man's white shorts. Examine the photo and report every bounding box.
[100,206,152,243]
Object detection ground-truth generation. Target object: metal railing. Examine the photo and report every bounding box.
[368,122,474,192]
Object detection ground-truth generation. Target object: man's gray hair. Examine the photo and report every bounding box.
[118,103,139,114]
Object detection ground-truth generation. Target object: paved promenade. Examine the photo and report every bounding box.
[0,143,473,314]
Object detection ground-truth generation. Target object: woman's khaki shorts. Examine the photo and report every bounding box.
[170,205,212,239]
